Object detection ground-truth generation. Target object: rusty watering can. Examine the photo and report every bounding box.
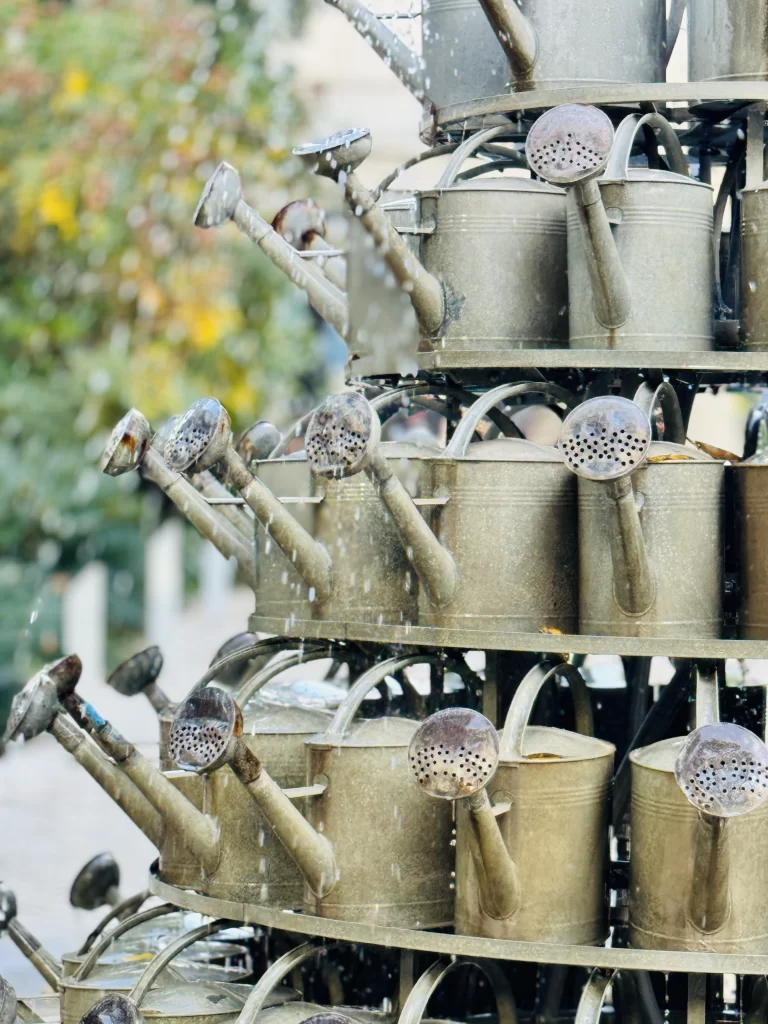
[558,386,724,638]
[69,920,259,1024]
[689,0,768,81]
[2,658,164,853]
[169,654,477,927]
[272,201,346,293]
[320,0,678,111]
[630,665,768,950]
[159,643,365,904]
[306,383,579,633]
[295,128,569,366]
[410,660,614,942]
[193,164,348,339]
[526,105,714,353]
[100,410,257,589]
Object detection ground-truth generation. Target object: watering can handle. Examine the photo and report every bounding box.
[499,660,594,760]
[603,112,690,181]
[744,403,768,459]
[235,942,340,1024]
[189,637,329,696]
[371,384,524,439]
[397,958,517,1024]
[326,654,477,740]
[72,903,177,981]
[445,382,576,458]
[235,645,354,706]
[575,968,617,1024]
[129,920,232,1006]
[633,381,686,445]
[438,125,517,189]
[77,889,151,954]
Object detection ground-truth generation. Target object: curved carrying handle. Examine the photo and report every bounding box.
[73,904,176,981]
[575,969,616,1024]
[633,381,686,446]
[437,125,519,189]
[77,890,151,954]
[191,637,328,696]
[236,646,350,707]
[397,958,517,1024]
[129,920,231,1006]
[371,383,524,440]
[499,661,594,760]
[235,942,338,1024]
[744,403,768,460]
[604,113,690,181]
[445,382,576,458]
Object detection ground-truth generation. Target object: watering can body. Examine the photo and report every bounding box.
[577,442,724,637]
[734,460,768,637]
[688,0,768,81]
[304,715,454,927]
[567,170,714,351]
[629,736,768,951]
[418,439,578,634]
[739,185,768,351]
[159,702,332,905]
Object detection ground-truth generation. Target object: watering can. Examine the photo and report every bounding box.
[526,105,714,353]
[689,0,768,81]
[734,407,768,636]
[100,410,257,590]
[305,383,579,634]
[169,654,479,927]
[68,919,262,1024]
[629,665,768,950]
[558,384,724,638]
[320,0,677,111]
[294,129,569,367]
[409,660,614,942]
[272,200,346,292]
[736,148,768,351]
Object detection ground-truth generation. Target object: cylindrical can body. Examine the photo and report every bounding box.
[740,188,768,350]
[418,184,568,364]
[419,447,579,633]
[577,456,724,638]
[735,464,768,637]
[567,177,714,351]
[689,0,768,81]
[630,737,768,951]
[455,727,613,942]
[304,718,454,928]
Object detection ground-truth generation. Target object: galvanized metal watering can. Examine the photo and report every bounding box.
[526,105,714,352]
[558,385,724,638]
[689,0,768,82]
[294,128,569,367]
[733,417,768,636]
[409,660,614,942]
[306,383,579,634]
[169,654,477,927]
[736,150,768,351]
[319,0,678,110]
[629,665,768,951]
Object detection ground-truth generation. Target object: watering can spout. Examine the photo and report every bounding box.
[573,179,632,330]
[322,0,430,104]
[607,474,656,616]
[475,0,537,80]
[194,163,349,337]
[0,886,62,991]
[467,790,522,919]
[688,812,731,933]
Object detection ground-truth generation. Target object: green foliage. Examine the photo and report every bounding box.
[0,0,313,687]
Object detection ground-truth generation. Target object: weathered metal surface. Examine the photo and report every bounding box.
[417,348,768,371]
[689,0,768,82]
[734,462,768,637]
[740,186,768,351]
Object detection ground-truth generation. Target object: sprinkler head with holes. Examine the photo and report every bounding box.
[164,399,232,474]
[293,129,372,181]
[193,163,243,229]
[675,723,768,818]
[70,854,121,911]
[408,708,500,800]
[80,994,144,1024]
[107,647,170,713]
[168,687,242,775]
[150,416,180,454]
[525,104,614,186]
[100,410,152,477]
[4,655,83,743]
[235,421,282,468]
[305,392,381,479]
[558,397,652,482]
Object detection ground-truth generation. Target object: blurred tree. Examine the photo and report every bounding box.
[0,0,314,704]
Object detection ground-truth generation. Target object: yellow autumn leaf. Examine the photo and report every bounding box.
[63,67,89,100]
[38,182,78,240]
[178,302,243,351]
[647,453,694,463]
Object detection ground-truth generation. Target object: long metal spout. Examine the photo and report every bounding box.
[5,920,62,990]
[50,714,163,850]
[343,170,445,335]
[140,447,258,589]
[606,474,655,616]
[574,179,632,331]
[689,812,731,933]
[475,0,538,80]
[467,790,521,920]
[221,449,333,604]
[79,705,220,874]
[322,0,430,104]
